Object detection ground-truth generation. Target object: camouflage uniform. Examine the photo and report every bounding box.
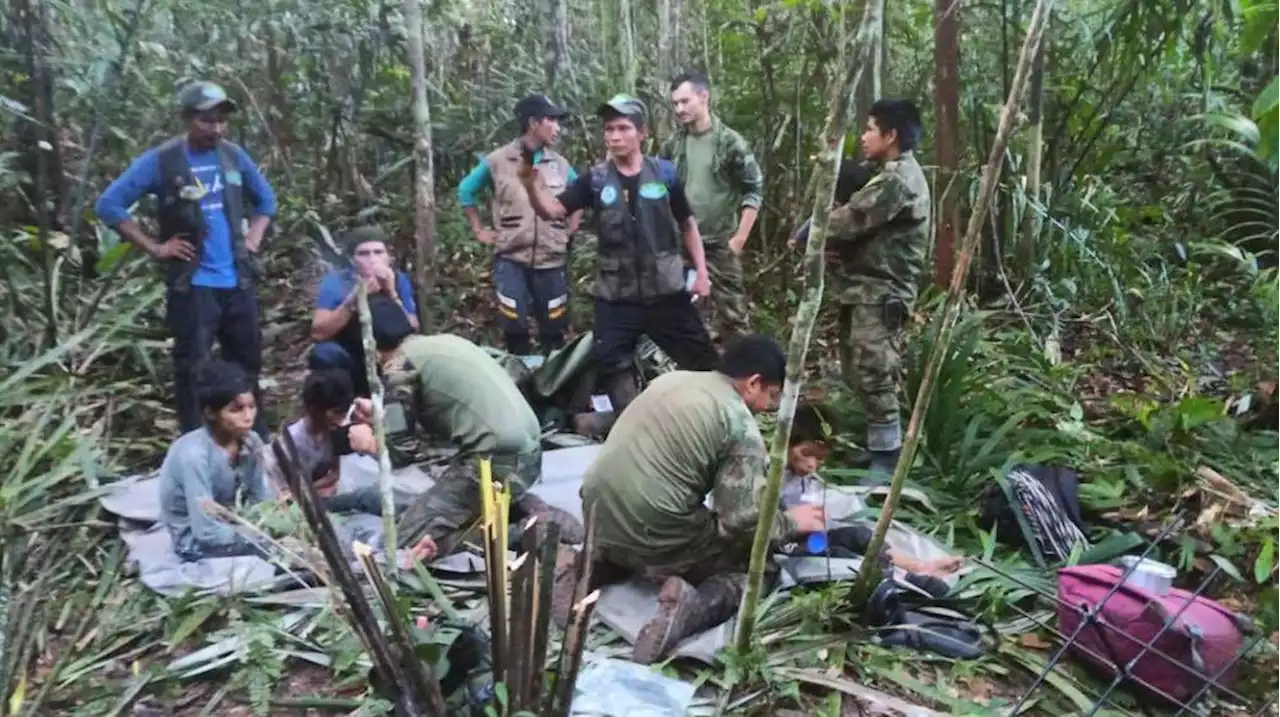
[379,334,551,553]
[826,151,932,454]
[575,371,795,659]
[660,117,764,343]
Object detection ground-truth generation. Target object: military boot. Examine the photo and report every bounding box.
[633,574,743,664]
[572,410,617,439]
[604,369,642,415]
[515,493,585,544]
[862,420,904,486]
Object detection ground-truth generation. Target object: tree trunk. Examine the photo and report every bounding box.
[404,0,437,331]
[1017,32,1047,272]
[932,0,961,286]
[543,0,568,91]
[850,0,1054,606]
[733,0,883,653]
[657,0,673,138]
[620,0,638,94]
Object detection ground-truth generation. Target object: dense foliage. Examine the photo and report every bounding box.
[1,0,1276,713]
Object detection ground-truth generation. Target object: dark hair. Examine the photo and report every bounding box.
[790,403,835,446]
[196,360,254,414]
[670,71,711,94]
[718,334,787,385]
[302,370,354,417]
[868,99,923,152]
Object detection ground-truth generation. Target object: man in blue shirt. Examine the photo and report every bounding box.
[96,81,277,437]
[458,94,582,356]
[309,226,419,396]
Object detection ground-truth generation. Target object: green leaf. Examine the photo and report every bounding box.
[94,242,133,274]
[1255,538,1275,584]
[1253,75,1279,123]
[1209,554,1245,582]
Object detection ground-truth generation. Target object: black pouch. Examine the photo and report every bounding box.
[882,296,907,331]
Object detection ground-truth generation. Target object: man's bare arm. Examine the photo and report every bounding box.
[681,217,708,277]
[310,286,357,341]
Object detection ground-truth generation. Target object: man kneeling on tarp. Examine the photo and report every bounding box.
[348,330,584,562]
[573,334,827,664]
[160,360,274,561]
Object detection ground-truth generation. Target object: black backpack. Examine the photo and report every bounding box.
[979,464,1090,566]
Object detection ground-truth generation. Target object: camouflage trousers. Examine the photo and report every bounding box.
[700,240,751,344]
[395,449,541,551]
[588,534,777,594]
[838,301,905,438]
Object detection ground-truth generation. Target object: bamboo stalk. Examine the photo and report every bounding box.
[850,0,1056,606]
[354,542,446,714]
[733,0,882,653]
[527,520,560,708]
[507,542,535,709]
[271,434,410,710]
[546,590,601,717]
[354,281,397,570]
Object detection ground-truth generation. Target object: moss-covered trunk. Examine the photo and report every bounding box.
[733,0,884,653]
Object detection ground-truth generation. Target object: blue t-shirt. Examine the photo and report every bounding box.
[95,140,278,288]
[315,269,418,315]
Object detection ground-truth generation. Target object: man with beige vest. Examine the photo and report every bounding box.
[458,94,582,356]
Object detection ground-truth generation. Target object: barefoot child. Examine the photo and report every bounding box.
[783,403,962,595]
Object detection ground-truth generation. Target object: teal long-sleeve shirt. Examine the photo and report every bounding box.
[456,151,579,208]
[159,427,271,561]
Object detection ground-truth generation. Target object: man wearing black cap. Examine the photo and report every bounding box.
[96,80,278,437]
[308,225,420,396]
[521,94,718,419]
[457,94,582,356]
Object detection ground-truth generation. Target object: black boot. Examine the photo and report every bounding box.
[865,448,901,485]
[505,332,533,356]
[633,574,743,664]
[514,493,585,544]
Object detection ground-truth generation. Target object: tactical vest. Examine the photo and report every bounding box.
[156,136,256,291]
[485,140,572,269]
[588,158,685,303]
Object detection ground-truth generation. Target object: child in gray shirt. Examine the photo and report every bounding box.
[159,361,272,561]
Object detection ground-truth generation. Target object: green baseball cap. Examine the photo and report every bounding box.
[342,225,391,253]
[597,93,648,126]
[177,81,238,113]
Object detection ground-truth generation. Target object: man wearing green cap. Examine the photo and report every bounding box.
[521,93,718,418]
[308,225,420,395]
[457,94,582,356]
[96,80,277,437]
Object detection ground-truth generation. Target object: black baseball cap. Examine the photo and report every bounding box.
[342,225,391,254]
[514,94,568,123]
[598,93,648,126]
[178,81,238,114]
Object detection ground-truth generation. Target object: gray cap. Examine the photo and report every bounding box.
[178,81,238,113]
[597,93,648,126]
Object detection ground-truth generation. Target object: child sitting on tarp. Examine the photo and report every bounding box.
[159,360,275,561]
[781,403,963,595]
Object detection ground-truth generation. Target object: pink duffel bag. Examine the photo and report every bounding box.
[1056,564,1250,703]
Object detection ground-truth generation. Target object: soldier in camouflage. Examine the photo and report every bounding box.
[563,335,826,664]
[661,72,764,344]
[825,99,932,483]
[347,332,583,562]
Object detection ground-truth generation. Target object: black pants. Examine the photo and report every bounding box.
[166,285,267,438]
[494,257,569,355]
[592,294,718,372]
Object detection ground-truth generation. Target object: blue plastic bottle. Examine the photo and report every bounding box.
[806,531,828,555]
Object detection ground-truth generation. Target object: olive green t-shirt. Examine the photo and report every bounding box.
[582,371,792,564]
[398,334,541,456]
[682,130,740,241]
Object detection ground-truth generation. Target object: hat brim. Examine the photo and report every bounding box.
[189,98,239,113]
